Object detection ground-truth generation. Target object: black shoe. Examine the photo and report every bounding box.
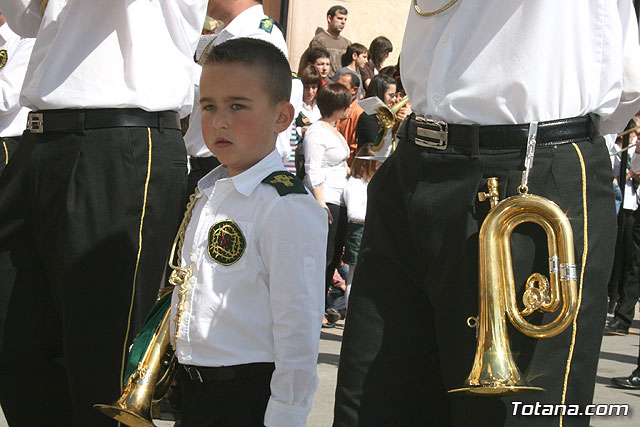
[325,308,341,324]
[604,318,629,336]
[610,368,640,389]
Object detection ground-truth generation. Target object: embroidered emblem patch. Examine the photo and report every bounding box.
[208,220,246,266]
[0,50,7,69]
[259,18,274,33]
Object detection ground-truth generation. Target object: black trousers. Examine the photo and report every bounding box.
[0,136,20,355]
[611,209,640,326]
[334,125,616,426]
[179,366,274,427]
[326,203,347,302]
[0,126,187,426]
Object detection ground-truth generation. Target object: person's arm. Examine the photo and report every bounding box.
[1,1,43,37]
[0,36,33,113]
[260,195,327,427]
[601,0,640,134]
[304,128,334,222]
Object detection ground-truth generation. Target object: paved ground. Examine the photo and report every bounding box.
[0,314,638,426]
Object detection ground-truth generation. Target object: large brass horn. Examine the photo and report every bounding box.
[94,290,176,426]
[449,177,578,395]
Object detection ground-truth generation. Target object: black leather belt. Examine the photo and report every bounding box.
[189,156,220,171]
[182,362,275,383]
[26,108,181,134]
[408,114,598,150]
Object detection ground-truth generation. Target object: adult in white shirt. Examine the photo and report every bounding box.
[184,0,298,190]
[0,1,208,426]
[335,1,640,426]
[302,83,351,315]
[0,9,33,374]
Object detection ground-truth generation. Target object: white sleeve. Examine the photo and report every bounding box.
[344,178,367,223]
[260,195,327,427]
[600,0,640,135]
[303,126,327,189]
[0,36,34,113]
[1,1,43,37]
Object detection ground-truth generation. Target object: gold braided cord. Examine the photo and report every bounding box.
[413,0,460,17]
[2,141,8,165]
[39,0,48,16]
[559,143,589,427]
[119,128,153,391]
[170,188,201,347]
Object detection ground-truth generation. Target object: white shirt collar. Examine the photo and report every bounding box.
[198,149,285,199]
[215,5,265,40]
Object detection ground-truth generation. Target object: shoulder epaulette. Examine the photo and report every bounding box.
[259,18,274,34]
[262,171,307,196]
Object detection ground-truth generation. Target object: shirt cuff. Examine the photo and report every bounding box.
[264,398,310,427]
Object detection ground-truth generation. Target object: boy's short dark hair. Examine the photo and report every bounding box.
[341,43,368,67]
[202,37,291,105]
[307,47,330,64]
[328,5,348,18]
[317,83,351,117]
[299,64,323,88]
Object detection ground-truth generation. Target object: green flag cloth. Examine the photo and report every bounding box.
[123,292,172,387]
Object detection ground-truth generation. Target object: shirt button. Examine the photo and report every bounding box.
[190,253,197,263]
[432,94,441,103]
[441,35,449,43]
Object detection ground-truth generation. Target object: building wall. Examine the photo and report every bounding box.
[286,0,410,72]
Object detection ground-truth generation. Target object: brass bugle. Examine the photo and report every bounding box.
[94,294,175,426]
[372,96,410,153]
[449,177,578,395]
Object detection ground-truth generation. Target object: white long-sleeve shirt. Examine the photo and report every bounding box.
[1,0,206,116]
[0,22,33,137]
[402,0,640,135]
[302,121,349,206]
[171,149,327,427]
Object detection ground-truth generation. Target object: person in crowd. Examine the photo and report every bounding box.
[183,0,296,193]
[334,1,640,426]
[296,64,324,138]
[606,120,640,334]
[0,10,33,358]
[355,73,411,158]
[0,1,209,425]
[306,47,332,85]
[306,5,350,79]
[302,83,351,327]
[333,43,368,100]
[171,37,326,427]
[359,36,393,90]
[335,72,364,163]
[342,143,380,306]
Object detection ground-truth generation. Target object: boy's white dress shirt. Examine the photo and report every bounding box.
[171,149,327,426]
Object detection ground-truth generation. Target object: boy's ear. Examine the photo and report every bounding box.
[352,52,358,61]
[274,101,295,134]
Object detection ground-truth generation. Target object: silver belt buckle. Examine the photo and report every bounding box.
[27,113,44,134]
[414,117,448,150]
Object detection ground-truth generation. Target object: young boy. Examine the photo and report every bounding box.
[306,47,332,85]
[170,37,328,427]
[333,43,368,99]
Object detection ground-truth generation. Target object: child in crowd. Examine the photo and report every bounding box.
[342,144,381,305]
[306,47,332,85]
[333,43,368,100]
[170,37,327,427]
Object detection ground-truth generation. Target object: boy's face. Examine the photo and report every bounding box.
[314,57,331,78]
[355,52,368,69]
[200,62,294,177]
